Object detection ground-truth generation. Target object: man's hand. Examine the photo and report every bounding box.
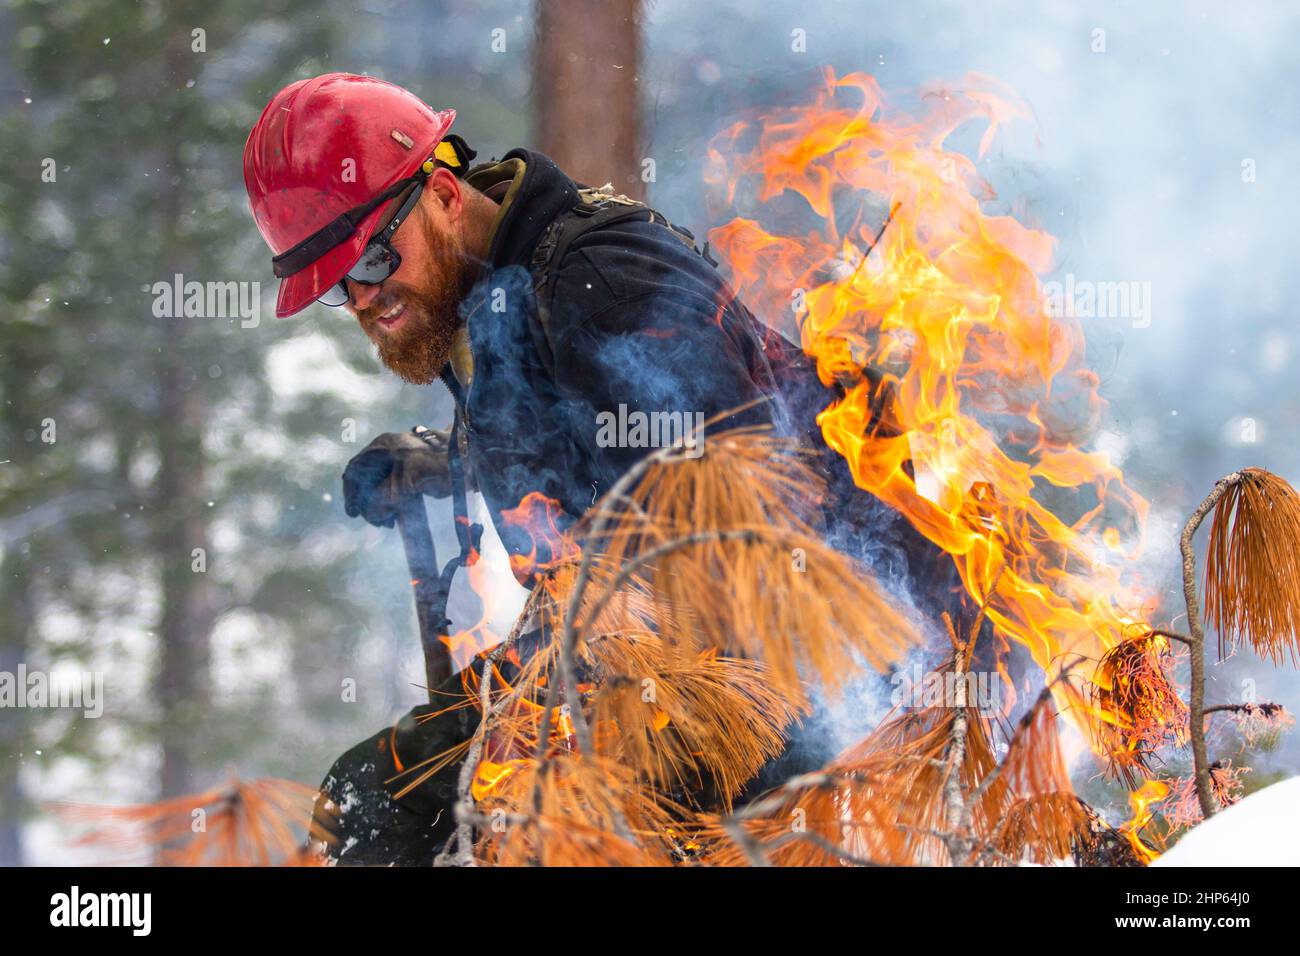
[342,428,454,528]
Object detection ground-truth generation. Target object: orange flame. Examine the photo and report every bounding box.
[707,69,1154,737]
[439,555,503,674]
[461,494,584,801]
[501,491,580,583]
[471,759,527,802]
[1121,778,1170,863]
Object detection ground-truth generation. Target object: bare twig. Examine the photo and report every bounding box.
[1147,628,1193,649]
[1179,472,1244,818]
[728,770,844,822]
[940,564,1005,864]
[940,613,972,866]
[437,656,495,867]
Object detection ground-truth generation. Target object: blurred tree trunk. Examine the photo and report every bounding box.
[153,34,213,800]
[154,368,213,798]
[0,550,33,865]
[533,0,644,199]
[0,331,37,865]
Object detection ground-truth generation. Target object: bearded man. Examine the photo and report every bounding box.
[243,73,953,864]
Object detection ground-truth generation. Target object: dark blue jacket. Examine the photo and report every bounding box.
[455,149,939,585]
[455,150,778,555]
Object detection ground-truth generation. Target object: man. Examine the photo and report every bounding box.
[244,73,950,864]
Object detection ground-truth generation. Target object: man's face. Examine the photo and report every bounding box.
[345,179,476,384]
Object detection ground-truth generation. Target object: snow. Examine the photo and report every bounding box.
[1154,776,1300,866]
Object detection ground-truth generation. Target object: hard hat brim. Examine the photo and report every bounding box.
[273,200,393,318]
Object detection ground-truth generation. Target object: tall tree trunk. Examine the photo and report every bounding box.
[0,548,34,865]
[153,32,213,799]
[154,369,213,798]
[0,330,39,865]
[533,0,644,199]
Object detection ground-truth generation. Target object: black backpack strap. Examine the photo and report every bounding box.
[527,187,707,371]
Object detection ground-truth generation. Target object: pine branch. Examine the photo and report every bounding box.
[1179,471,1243,818]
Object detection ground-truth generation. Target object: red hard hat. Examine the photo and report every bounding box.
[243,73,456,317]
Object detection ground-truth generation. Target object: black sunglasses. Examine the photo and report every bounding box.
[316,177,427,307]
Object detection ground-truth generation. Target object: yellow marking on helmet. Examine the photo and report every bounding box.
[433,139,461,169]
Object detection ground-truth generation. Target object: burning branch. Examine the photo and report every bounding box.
[442,643,498,867]
[1070,468,1300,838]
[708,581,1099,868]
[567,421,918,698]
[937,564,1006,865]
[990,794,1093,867]
[939,615,975,865]
[1088,631,1188,787]
[430,580,554,865]
[436,424,921,865]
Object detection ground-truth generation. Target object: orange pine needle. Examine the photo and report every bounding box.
[1088,632,1188,786]
[55,776,328,866]
[1204,468,1300,665]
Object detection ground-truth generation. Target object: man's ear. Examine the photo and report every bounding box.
[422,167,464,224]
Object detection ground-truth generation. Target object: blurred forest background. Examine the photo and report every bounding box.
[2,0,1298,864]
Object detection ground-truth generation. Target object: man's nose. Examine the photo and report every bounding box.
[345,279,383,313]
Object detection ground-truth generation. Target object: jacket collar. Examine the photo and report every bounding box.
[447,149,581,389]
[473,148,581,270]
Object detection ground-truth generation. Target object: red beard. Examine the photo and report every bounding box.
[357,220,475,385]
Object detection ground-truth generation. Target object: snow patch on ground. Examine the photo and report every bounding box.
[1154,776,1300,866]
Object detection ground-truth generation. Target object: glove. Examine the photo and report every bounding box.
[342,427,454,528]
[310,674,475,865]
